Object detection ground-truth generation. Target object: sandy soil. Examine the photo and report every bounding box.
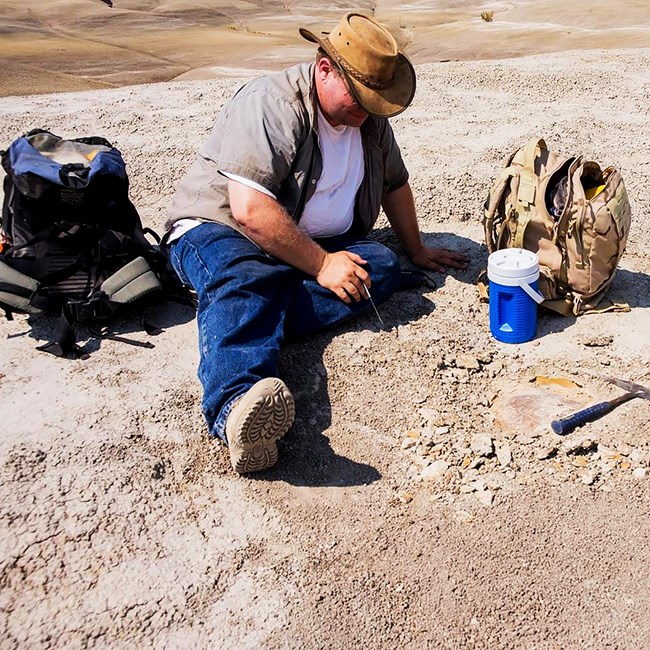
[1,22,650,650]
[1,0,650,96]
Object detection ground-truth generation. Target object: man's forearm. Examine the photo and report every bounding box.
[229,180,327,276]
[382,182,424,257]
[228,179,372,301]
[383,181,470,272]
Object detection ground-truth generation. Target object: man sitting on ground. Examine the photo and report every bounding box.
[166,12,468,473]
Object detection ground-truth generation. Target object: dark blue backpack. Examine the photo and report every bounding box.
[0,129,191,357]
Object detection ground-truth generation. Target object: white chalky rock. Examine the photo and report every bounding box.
[496,444,512,467]
[632,468,647,479]
[577,468,599,485]
[471,434,494,457]
[475,489,494,506]
[421,460,449,481]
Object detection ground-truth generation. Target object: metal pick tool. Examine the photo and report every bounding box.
[363,283,384,326]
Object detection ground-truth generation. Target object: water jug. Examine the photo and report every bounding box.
[487,248,544,343]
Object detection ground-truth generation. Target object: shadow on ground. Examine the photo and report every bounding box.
[254,264,450,487]
[11,300,197,358]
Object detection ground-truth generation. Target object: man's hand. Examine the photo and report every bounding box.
[409,245,469,273]
[316,251,370,303]
[382,183,469,274]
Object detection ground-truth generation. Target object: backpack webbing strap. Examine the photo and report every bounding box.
[512,137,547,249]
[483,166,518,253]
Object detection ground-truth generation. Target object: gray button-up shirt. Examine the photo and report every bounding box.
[167,62,409,238]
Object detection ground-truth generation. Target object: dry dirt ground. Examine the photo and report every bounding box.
[1,0,650,96]
[1,37,650,650]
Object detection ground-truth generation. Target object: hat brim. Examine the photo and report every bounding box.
[300,27,416,118]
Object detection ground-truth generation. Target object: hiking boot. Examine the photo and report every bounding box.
[225,378,295,474]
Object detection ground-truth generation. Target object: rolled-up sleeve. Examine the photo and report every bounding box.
[201,87,304,197]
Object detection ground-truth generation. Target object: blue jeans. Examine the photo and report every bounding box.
[169,222,400,440]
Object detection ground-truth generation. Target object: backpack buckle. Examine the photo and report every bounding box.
[66,295,113,324]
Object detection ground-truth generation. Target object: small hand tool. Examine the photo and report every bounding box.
[551,377,650,435]
[363,283,384,326]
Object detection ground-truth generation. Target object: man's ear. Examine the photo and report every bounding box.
[316,56,334,81]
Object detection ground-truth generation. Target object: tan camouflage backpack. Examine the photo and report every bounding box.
[483,137,632,315]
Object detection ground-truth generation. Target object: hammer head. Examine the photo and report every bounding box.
[607,377,650,399]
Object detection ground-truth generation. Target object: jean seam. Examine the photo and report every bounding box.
[170,245,190,287]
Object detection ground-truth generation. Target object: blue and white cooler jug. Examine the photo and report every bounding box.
[487,248,545,343]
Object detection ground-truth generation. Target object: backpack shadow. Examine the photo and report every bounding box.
[16,299,197,358]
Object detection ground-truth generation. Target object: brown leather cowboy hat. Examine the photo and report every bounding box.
[299,12,416,118]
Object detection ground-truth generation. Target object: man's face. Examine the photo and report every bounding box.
[316,59,369,128]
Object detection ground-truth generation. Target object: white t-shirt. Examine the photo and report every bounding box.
[297,107,364,238]
[167,107,364,242]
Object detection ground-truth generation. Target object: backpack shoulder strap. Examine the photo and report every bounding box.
[511,137,547,249]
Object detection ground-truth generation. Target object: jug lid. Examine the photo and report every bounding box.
[488,248,539,278]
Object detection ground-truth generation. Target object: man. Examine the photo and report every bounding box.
[166,12,468,474]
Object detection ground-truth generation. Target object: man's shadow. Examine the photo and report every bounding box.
[258,230,483,487]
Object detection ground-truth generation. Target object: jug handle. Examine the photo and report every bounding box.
[519,281,544,304]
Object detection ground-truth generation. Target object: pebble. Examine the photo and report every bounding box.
[435,426,450,436]
[398,492,414,503]
[515,433,539,445]
[599,446,621,462]
[576,468,599,485]
[468,457,484,470]
[629,448,646,464]
[421,460,449,480]
[632,468,647,479]
[401,438,417,450]
[496,444,512,467]
[470,434,494,457]
[455,510,474,523]
[617,442,632,456]
[597,460,615,473]
[580,334,613,347]
[564,436,596,454]
[455,354,481,370]
[537,446,558,460]
[474,489,494,506]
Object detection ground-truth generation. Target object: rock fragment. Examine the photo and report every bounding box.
[537,446,558,460]
[632,468,647,479]
[470,434,494,457]
[576,468,599,485]
[564,436,597,454]
[495,444,512,467]
[580,334,613,347]
[474,489,494,506]
[421,460,449,481]
[455,354,481,370]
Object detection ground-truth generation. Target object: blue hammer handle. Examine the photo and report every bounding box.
[551,392,636,435]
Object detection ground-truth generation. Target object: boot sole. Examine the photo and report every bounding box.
[228,378,295,473]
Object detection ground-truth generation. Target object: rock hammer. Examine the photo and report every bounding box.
[551,377,650,435]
